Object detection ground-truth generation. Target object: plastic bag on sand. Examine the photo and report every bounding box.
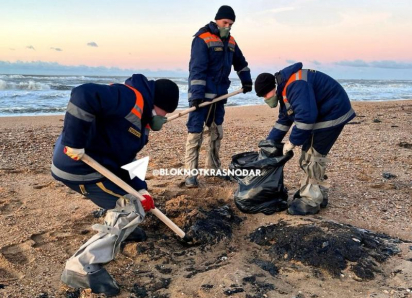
[229,140,293,215]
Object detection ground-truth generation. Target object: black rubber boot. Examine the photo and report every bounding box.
[287,198,320,215]
[215,173,231,181]
[185,176,198,188]
[61,268,120,297]
[293,190,328,209]
[126,227,147,242]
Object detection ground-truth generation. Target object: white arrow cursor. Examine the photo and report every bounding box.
[121,156,149,181]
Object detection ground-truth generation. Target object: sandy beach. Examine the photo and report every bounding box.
[0,101,411,298]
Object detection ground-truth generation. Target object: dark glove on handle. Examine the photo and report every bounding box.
[242,81,253,94]
[189,99,203,109]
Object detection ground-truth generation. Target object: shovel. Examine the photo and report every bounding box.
[81,153,192,243]
[166,89,243,122]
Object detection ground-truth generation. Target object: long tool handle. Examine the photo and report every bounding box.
[166,89,243,122]
[81,154,186,238]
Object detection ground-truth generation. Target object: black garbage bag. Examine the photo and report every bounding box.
[229,140,293,215]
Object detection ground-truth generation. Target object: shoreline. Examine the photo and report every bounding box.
[1,99,412,120]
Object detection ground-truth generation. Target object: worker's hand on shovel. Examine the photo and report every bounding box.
[138,189,155,212]
[189,99,203,110]
[242,81,253,93]
[64,146,85,161]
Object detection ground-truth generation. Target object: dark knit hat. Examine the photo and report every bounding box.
[215,5,236,21]
[255,73,276,97]
[154,79,179,113]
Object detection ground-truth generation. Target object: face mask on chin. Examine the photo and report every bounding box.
[218,26,231,39]
[264,95,279,108]
[150,109,167,131]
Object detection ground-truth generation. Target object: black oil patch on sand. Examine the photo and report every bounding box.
[250,220,402,280]
[184,205,242,245]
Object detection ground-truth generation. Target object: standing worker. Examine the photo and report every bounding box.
[51,74,179,296]
[185,5,253,188]
[254,62,356,215]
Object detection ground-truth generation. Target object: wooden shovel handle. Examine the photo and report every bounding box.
[81,154,186,238]
[166,89,243,122]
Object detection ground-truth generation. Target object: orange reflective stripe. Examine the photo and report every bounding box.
[199,32,221,44]
[124,84,144,119]
[229,36,236,45]
[282,70,302,103]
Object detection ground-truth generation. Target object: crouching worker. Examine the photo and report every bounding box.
[51,74,179,296]
[254,63,355,216]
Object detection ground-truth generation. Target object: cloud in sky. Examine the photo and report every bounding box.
[335,59,412,69]
[87,42,98,47]
[273,2,343,27]
[256,7,295,15]
[370,60,412,69]
[26,45,35,50]
[286,59,297,64]
[50,47,63,52]
[0,60,187,77]
[311,60,322,66]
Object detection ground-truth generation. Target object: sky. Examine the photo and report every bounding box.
[1,0,412,79]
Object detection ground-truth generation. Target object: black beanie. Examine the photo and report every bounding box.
[154,79,179,113]
[215,5,236,21]
[255,73,276,97]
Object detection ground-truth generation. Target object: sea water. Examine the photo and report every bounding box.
[0,74,411,117]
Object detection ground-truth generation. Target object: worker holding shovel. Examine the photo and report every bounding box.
[254,63,356,216]
[51,74,179,296]
[185,5,253,188]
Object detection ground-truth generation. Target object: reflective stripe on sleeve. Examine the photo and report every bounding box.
[313,108,355,130]
[188,92,217,100]
[274,123,291,132]
[205,93,217,99]
[294,121,315,130]
[67,102,95,122]
[237,66,250,75]
[191,80,206,86]
[294,108,355,131]
[51,163,103,182]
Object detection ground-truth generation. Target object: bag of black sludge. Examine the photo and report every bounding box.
[229,140,293,215]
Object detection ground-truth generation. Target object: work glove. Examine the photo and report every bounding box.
[189,99,203,109]
[64,146,85,161]
[242,81,253,94]
[283,141,295,155]
[138,189,155,212]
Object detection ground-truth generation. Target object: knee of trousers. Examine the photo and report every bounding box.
[299,149,330,181]
[215,125,223,141]
[186,132,203,147]
[90,195,146,252]
[103,195,145,226]
[208,124,223,141]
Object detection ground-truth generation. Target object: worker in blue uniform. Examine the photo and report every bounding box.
[185,5,253,187]
[254,63,356,215]
[51,74,179,296]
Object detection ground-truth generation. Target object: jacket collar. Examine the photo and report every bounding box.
[124,74,154,125]
[276,62,303,96]
[195,22,230,39]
